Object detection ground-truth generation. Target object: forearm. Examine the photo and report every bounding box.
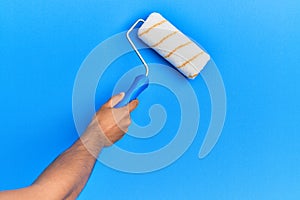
[0,130,103,200]
[33,141,98,199]
[0,94,138,200]
[33,120,105,199]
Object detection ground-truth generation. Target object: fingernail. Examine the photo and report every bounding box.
[119,92,125,97]
[134,99,139,105]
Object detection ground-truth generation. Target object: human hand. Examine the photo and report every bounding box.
[86,92,138,146]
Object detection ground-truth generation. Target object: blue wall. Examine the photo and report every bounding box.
[1,0,299,199]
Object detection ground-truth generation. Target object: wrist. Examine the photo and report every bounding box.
[78,117,110,156]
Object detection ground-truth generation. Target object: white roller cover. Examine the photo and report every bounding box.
[138,12,210,79]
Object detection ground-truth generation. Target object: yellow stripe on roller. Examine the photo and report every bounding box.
[139,19,167,37]
[151,31,178,48]
[164,41,192,58]
[177,51,204,68]
[188,73,199,78]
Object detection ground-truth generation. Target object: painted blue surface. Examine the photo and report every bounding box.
[1,0,299,199]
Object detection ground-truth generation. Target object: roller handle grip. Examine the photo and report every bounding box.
[114,75,149,108]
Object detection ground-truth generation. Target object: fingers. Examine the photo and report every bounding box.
[128,99,139,112]
[104,92,125,108]
[103,93,138,114]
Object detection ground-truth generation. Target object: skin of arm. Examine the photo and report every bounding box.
[0,92,138,200]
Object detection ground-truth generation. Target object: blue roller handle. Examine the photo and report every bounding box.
[114,74,149,108]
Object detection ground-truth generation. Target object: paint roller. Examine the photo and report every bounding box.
[115,12,210,107]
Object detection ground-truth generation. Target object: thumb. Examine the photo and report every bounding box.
[104,92,125,108]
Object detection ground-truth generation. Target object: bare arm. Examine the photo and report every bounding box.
[0,93,138,200]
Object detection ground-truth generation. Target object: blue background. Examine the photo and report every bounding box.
[1,0,299,199]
